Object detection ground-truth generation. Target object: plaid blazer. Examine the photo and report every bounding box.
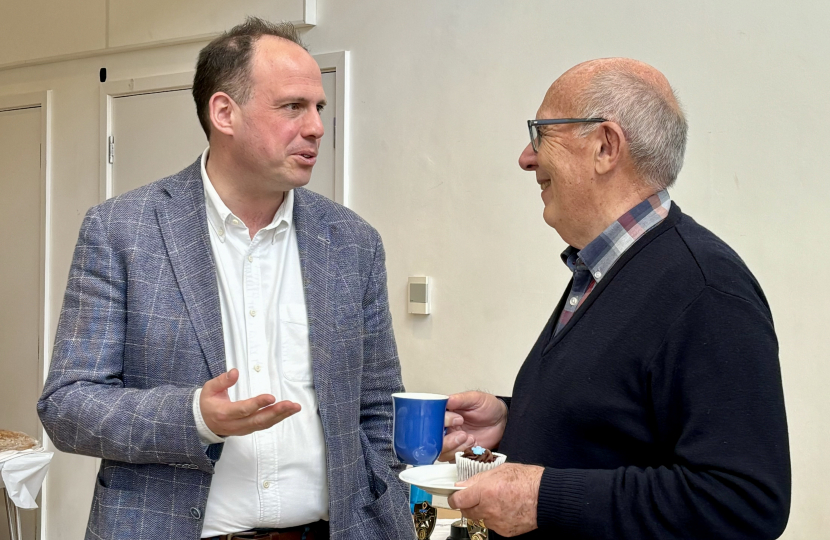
[38,160,416,540]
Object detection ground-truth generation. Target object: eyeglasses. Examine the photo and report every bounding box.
[527,118,607,152]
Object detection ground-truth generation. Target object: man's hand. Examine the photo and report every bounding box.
[448,463,543,537]
[440,391,508,462]
[200,369,301,437]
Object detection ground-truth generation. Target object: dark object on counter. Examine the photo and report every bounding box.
[447,519,471,539]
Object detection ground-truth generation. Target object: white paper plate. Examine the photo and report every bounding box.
[399,463,465,497]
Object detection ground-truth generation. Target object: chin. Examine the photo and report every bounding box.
[542,208,558,230]
[278,174,312,190]
[290,179,312,190]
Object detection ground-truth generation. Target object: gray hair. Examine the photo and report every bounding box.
[575,70,688,190]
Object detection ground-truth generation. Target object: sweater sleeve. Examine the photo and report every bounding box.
[536,286,791,540]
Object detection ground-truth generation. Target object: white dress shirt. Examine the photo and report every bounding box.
[192,149,329,536]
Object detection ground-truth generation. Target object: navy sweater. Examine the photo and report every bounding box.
[496,204,790,540]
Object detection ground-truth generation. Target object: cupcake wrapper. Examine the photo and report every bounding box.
[455,451,507,481]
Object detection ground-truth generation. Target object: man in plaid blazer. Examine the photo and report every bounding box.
[38,18,415,540]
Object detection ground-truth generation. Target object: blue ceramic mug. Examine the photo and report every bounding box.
[392,392,449,466]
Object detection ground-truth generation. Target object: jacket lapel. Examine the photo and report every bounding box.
[155,160,226,379]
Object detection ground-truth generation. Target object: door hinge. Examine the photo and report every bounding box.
[108,136,115,164]
[333,117,336,149]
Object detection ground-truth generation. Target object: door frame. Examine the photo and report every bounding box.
[99,51,349,204]
[313,51,349,205]
[0,89,52,540]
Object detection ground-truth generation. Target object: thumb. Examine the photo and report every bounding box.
[448,479,480,510]
[455,473,482,489]
[205,369,239,395]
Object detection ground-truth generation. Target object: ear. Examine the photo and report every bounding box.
[593,122,626,175]
[209,92,237,137]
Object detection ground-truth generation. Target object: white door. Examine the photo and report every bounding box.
[111,89,207,196]
[0,105,42,540]
[109,71,338,200]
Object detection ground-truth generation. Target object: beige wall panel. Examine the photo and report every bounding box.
[108,0,307,48]
[0,0,106,66]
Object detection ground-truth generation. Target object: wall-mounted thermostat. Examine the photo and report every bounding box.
[408,276,430,315]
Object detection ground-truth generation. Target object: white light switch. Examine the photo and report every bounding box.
[408,276,430,315]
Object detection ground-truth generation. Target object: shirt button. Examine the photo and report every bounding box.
[263,481,270,489]
[594,271,602,279]
[248,255,254,262]
[249,310,256,317]
[253,365,261,372]
[232,218,240,225]
[569,297,578,306]
[217,228,224,236]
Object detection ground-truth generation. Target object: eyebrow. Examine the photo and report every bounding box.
[278,96,327,107]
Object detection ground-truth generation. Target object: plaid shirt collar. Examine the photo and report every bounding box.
[561,190,672,282]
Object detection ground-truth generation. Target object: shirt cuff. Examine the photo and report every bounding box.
[193,388,226,445]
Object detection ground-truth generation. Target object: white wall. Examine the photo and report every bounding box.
[0,1,827,538]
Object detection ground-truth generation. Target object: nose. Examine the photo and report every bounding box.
[518,143,538,171]
[304,108,325,140]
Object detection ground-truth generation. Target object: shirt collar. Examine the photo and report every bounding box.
[560,190,672,281]
[201,147,294,244]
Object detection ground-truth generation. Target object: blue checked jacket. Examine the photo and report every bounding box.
[38,160,416,540]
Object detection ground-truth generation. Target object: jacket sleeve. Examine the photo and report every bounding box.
[358,233,405,469]
[536,286,791,539]
[37,207,215,472]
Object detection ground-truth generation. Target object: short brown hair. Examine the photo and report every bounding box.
[192,17,307,138]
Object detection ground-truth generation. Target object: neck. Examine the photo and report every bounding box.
[563,177,656,249]
[206,144,286,237]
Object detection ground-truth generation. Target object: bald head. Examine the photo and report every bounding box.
[543,59,675,113]
[542,58,687,190]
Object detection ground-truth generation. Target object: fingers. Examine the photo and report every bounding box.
[444,411,464,428]
[216,400,301,436]
[439,430,474,462]
[229,394,278,419]
[201,382,301,436]
[203,369,239,396]
[241,400,302,433]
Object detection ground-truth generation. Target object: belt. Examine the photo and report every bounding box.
[206,521,329,540]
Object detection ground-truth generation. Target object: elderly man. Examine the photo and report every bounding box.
[442,58,790,539]
[39,18,414,540]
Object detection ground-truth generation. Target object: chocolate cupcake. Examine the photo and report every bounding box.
[455,445,507,481]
